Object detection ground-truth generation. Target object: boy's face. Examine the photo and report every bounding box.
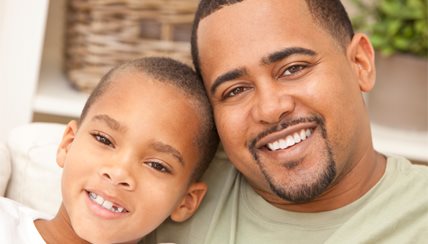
[56,72,205,243]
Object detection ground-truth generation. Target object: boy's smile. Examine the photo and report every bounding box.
[87,191,128,215]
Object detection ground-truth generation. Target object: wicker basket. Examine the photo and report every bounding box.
[65,0,198,92]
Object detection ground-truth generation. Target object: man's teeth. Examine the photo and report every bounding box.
[89,192,126,213]
[267,129,312,151]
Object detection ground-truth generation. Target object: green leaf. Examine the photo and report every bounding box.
[351,0,427,56]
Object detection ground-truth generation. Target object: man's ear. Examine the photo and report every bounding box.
[56,120,78,168]
[170,182,208,222]
[347,33,376,93]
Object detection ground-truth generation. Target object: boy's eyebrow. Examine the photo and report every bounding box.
[210,68,247,95]
[92,114,125,132]
[91,114,184,165]
[261,47,317,65]
[152,142,185,166]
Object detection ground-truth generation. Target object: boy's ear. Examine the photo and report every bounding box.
[347,33,376,93]
[56,120,78,168]
[170,182,208,222]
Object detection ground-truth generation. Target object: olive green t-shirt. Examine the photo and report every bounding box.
[143,152,428,244]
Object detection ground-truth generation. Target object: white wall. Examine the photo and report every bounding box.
[0,0,49,142]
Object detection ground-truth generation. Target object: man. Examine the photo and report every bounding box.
[144,0,428,243]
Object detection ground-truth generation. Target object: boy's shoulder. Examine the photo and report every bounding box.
[1,197,49,217]
[0,197,51,243]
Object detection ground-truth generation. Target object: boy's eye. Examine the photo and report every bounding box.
[146,161,171,174]
[92,133,114,147]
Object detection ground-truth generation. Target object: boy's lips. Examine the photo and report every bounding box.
[85,190,129,215]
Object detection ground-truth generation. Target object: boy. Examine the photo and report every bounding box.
[0,57,219,243]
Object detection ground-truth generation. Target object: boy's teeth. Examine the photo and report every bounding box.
[88,192,126,213]
[267,128,312,151]
[102,200,113,209]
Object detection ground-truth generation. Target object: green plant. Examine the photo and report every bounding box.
[351,0,427,57]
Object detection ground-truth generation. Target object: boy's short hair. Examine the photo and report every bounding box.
[80,57,219,181]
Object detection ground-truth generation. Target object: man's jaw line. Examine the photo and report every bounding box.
[246,115,342,209]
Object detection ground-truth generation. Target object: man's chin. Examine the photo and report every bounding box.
[262,162,337,203]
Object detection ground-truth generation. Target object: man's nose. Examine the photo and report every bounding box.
[98,158,136,191]
[251,82,296,125]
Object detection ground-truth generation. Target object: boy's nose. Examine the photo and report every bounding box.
[98,165,136,191]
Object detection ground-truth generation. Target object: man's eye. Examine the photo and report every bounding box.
[146,161,170,173]
[92,133,113,147]
[282,64,306,76]
[224,86,250,98]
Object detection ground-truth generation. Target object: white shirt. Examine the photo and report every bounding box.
[0,197,52,244]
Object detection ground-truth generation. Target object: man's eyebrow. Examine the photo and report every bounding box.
[152,142,185,166]
[261,47,317,65]
[210,68,247,95]
[91,114,125,131]
[209,48,316,95]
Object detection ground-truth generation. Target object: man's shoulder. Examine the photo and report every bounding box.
[143,149,242,244]
[386,155,428,179]
[202,147,239,186]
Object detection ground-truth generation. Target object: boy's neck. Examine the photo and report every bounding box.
[34,203,89,244]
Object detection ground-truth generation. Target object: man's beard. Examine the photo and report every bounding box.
[248,115,336,203]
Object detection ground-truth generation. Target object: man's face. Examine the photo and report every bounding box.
[57,73,202,243]
[197,0,371,203]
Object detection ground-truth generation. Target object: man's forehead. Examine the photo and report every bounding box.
[199,0,308,24]
[196,0,315,76]
[197,0,313,50]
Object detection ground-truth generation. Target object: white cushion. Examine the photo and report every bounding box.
[5,122,66,215]
[0,143,11,196]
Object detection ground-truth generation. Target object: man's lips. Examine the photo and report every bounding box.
[254,122,317,151]
[266,128,313,151]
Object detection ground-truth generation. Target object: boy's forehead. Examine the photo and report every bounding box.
[90,71,197,116]
[109,70,150,89]
[85,73,203,158]
[101,70,165,99]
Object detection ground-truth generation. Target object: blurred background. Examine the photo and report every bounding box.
[0,0,427,163]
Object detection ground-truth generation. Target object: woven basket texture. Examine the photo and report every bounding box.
[65,0,198,92]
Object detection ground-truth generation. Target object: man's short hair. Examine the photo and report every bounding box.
[191,0,355,77]
[80,57,219,181]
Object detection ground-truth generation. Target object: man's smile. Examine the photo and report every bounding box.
[250,116,321,153]
[266,128,313,151]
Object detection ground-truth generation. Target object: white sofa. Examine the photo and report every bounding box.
[0,122,65,215]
